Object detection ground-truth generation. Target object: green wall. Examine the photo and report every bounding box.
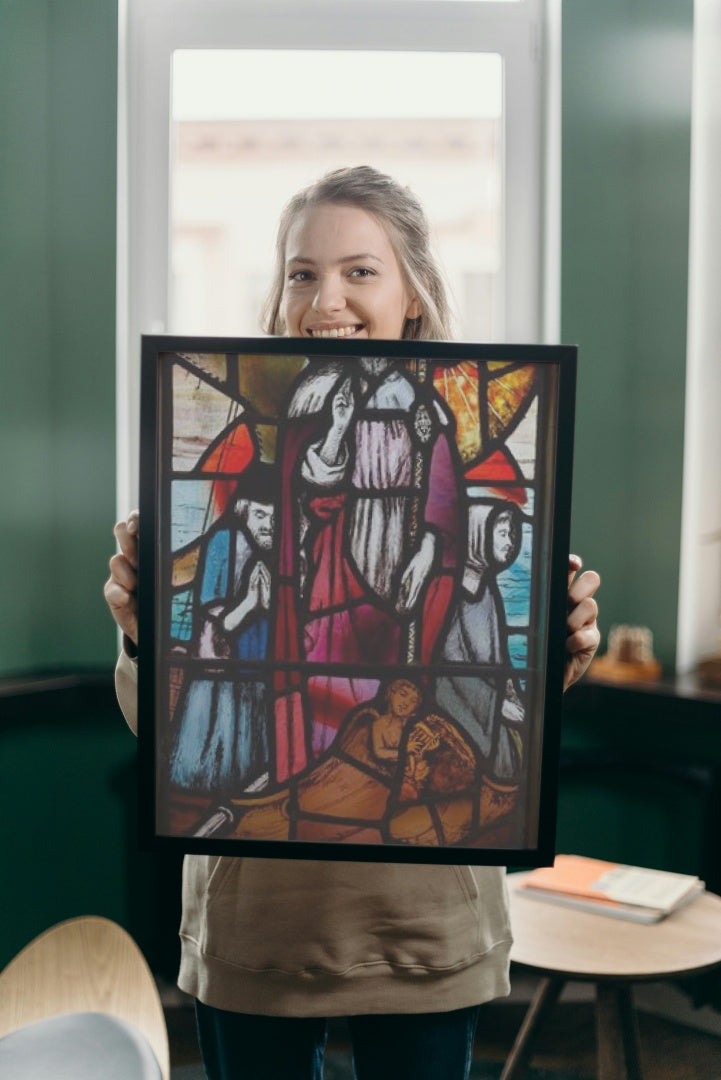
[562,0,693,670]
[0,0,118,676]
[0,0,128,969]
[0,0,699,971]
[0,1,693,677]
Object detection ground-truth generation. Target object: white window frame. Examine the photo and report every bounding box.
[676,0,721,675]
[117,0,558,511]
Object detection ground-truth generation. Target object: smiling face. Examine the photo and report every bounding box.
[280,203,421,341]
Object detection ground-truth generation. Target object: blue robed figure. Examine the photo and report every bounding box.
[170,463,275,796]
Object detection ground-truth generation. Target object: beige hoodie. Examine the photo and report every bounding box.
[116,650,512,1016]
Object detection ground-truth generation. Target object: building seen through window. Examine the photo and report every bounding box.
[170,50,503,342]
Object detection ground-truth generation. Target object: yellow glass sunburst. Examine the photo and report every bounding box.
[433,362,537,464]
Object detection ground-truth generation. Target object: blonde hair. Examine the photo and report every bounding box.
[262,166,453,341]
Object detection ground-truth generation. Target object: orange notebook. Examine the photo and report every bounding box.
[516,855,704,923]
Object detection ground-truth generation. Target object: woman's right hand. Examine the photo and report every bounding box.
[104,510,139,646]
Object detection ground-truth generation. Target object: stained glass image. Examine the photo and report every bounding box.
[140,338,575,863]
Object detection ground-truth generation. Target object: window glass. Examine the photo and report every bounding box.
[170,50,503,341]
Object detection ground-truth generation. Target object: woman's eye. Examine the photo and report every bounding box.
[288,270,313,283]
[349,267,375,279]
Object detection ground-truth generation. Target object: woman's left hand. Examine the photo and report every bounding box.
[564,554,601,691]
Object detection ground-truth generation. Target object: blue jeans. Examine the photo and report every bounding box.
[195,1000,481,1080]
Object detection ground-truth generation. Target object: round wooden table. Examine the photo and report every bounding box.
[502,872,721,1080]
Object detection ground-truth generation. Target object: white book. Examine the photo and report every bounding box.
[516,855,705,923]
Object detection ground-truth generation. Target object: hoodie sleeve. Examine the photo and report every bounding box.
[115,644,139,736]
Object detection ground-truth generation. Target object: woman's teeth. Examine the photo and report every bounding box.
[310,325,360,338]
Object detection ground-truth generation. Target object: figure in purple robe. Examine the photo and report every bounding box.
[272,357,463,781]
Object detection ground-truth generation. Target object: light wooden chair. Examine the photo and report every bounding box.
[0,915,170,1079]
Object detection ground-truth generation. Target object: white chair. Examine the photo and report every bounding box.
[0,915,170,1079]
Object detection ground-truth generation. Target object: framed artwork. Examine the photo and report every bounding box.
[138,337,576,864]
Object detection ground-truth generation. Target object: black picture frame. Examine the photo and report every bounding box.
[138,336,576,865]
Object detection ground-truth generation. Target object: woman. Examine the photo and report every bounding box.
[105,166,601,1080]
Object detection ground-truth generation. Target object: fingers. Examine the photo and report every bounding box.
[113,510,139,568]
[567,553,583,588]
[338,378,355,409]
[103,574,132,611]
[105,511,140,644]
[566,623,601,658]
[108,551,137,592]
[565,558,601,686]
[103,576,139,643]
[335,377,352,402]
[258,563,272,607]
[568,567,601,609]
[566,592,599,636]
[397,563,421,612]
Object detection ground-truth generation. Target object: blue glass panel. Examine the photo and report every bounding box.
[171,479,220,551]
[508,633,528,668]
[497,522,532,626]
[171,588,194,642]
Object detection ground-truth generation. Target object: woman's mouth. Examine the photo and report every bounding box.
[307,324,364,339]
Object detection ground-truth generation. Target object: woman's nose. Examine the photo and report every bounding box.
[312,274,345,314]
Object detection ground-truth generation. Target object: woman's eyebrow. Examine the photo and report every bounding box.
[339,253,384,264]
[286,253,384,266]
